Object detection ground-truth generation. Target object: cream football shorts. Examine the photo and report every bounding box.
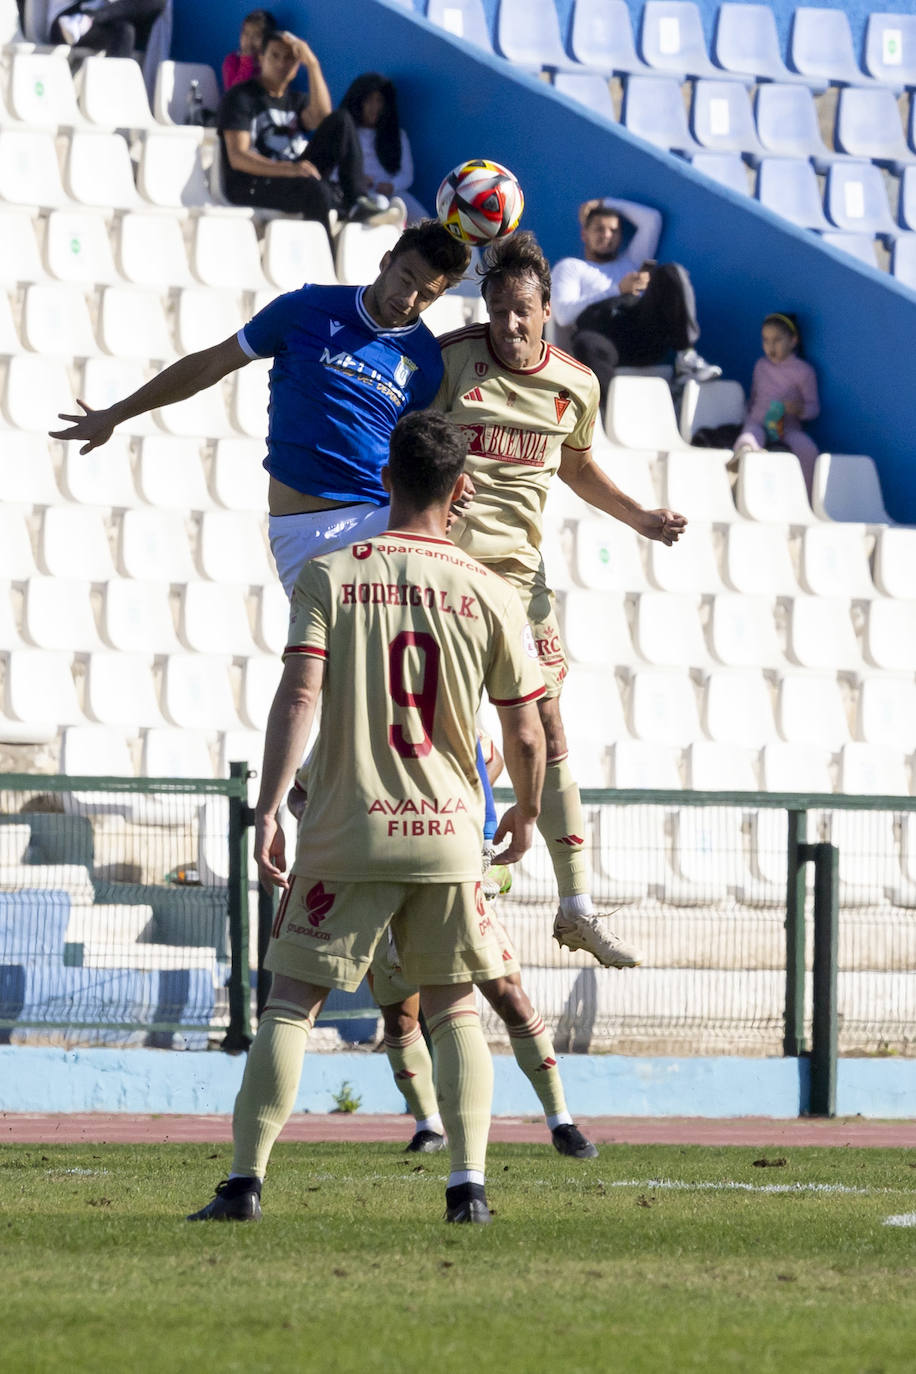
[265,874,510,992]
[498,557,568,700]
[368,910,520,1006]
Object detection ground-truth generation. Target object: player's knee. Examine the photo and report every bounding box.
[379,1001,419,1038]
[479,975,531,1027]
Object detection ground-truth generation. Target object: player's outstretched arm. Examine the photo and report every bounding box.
[491,701,545,863]
[255,655,324,890]
[558,445,688,546]
[49,335,251,454]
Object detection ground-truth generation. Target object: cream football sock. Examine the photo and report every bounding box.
[537,755,590,903]
[429,1006,493,1177]
[383,1023,443,1133]
[230,1001,313,1180]
[507,1010,570,1123]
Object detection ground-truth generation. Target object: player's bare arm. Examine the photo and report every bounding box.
[51,335,251,454]
[491,700,545,863]
[287,34,332,129]
[557,444,687,547]
[223,128,320,179]
[255,653,324,890]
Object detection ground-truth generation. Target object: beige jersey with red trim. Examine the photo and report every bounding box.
[433,325,599,580]
[286,531,545,882]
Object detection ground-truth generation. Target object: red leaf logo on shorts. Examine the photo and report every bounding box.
[306,881,335,926]
[475,882,486,918]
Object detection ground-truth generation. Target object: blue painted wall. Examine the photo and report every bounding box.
[172,0,916,518]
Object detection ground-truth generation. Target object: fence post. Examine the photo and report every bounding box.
[783,808,808,1056]
[808,841,839,1118]
[223,761,253,1053]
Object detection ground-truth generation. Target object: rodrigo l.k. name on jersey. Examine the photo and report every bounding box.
[286,532,545,882]
[238,284,443,505]
[433,325,599,577]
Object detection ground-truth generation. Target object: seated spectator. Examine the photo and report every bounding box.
[222,8,277,92]
[734,311,820,493]
[552,197,719,405]
[339,72,430,224]
[51,0,167,57]
[218,29,404,231]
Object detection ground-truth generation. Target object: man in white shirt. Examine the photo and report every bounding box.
[552,198,719,404]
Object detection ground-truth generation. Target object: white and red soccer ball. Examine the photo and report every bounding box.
[436,158,524,245]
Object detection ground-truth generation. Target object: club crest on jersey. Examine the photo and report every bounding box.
[554,392,571,423]
[394,355,418,389]
[506,391,517,408]
[475,361,488,377]
[352,543,373,560]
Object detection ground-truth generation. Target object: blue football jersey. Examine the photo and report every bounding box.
[238,284,444,505]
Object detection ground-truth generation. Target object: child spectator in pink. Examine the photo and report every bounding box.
[222,9,277,91]
[734,312,820,493]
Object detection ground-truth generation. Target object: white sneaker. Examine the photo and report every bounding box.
[58,13,94,43]
[349,195,407,228]
[675,347,722,382]
[553,909,643,968]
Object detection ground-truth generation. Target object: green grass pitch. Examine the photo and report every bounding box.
[3,1141,915,1373]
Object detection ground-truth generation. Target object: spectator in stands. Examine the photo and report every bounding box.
[50,0,167,56]
[552,197,719,406]
[217,28,405,230]
[734,311,820,492]
[222,8,277,91]
[339,72,429,223]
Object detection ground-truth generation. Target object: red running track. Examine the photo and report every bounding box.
[1,1114,913,1147]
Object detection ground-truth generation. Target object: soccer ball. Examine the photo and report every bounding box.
[436,159,524,245]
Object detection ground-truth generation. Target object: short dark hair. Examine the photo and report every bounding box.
[261,28,292,51]
[479,230,551,306]
[243,9,277,32]
[388,412,467,507]
[584,204,620,228]
[390,220,472,286]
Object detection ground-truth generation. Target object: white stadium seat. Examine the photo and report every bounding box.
[837,743,910,797]
[0,507,36,580]
[60,724,134,779]
[142,727,214,779]
[21,282,99,357]
[22,575,99,652]
[569,516,648,591]
[559,668,628,749]
[230,361,271,437]
[8,52,83,128]
[175,288,246,353]
[197,511,273,585]
[83,651,162,728]
[3,649,82,728]
[589,443,659,511]
[99,579,180,655]
[38,506,115,581]
[707,594,783,668]
[628,668,702,745]
[0,433,59,505]
[239,656,280,730]
[604,376,683,451]
[154,382,233,439]
[2,355,73,431]
[811,453,894,524]
[80,358,156,433]
[721,523,798,596]
[190,216,266,291]
[0,130,68,208]
[862,600,916,672]
[97,287,174,361]
[153,61,220,127]
[76,55,155,130]
[64,132,140,209]
[677,377,745,442]
[798,525,875,599]
[210,438,268,511]
[632,592,708,667]
[786,596,862,672]
[664,807,746,904]
[334,222,400,286]
[117,211,192,287]
[43,209,119,285]
[219,728,267,779]
[736,449,819,524]
[254,582,290,655]
[134,436,212,511]
[607,739,682,789]
[872,528,916,600]
[60,436,137,508]
[0,583,22,650]
[825,810,900,907]
[661,449,738,523]
[262,218,337,289]
[591,806,667,903]
[178,582,257,657]
[645,521,722,593]
[161,653,240,731]
[776,671,851,751]
[137,128,212,208]
[0,210,45,286]
[759,741,833,793]
[0,290,23,354]
[855,676,916,752]
[684,740,758,790]
[117,508,197,583]
[559,589,633,666]
[702,669,776,748]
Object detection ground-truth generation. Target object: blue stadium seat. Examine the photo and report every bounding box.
[553,72,616,121]
[754,83,854,172]
[425,0,492,52]
[899,166,916,230]
[891,232,916,288]
[863,13,916,90]
[622,74,701,155]
[824,162,897,238]
[713,4,825,90]
[755,157,830,230]
[691,79,764,157]
[788,8,877,88]
[688,151,749,196]
[568,0,652,76]
[817,231,880,269]
[496,0,581,73]
[640,1,728,80]
[834,86,916,172]
[0,892,71,958]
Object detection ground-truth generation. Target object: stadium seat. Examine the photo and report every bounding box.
[824,161,898,236]
[811,453,893,524]
[678,377,745,442]
[837,742,910,797]
[64,131,140,209]
[890,232,916,287]
[863,13,916,89]
[254,582,289,655]
[743,806,789,900]
[632,593,707,668]
[0,581,21,650]
[607,738,682,788]
[721,522,798,596]
[665,806,746,903]
[262,218,337,289]
[708,593,783,669]
[142,727,214,779]
[856,675,916,752]
[98,287,173,361]
[210,438,268,511]
[0,210,45,286]
[759,740,832,793]
[0,129,68,208]
[197,510,273,585]
[798,524,875,599]
[80,358,157,434]
[116,211,192,287]
[645,521,721,593]
[661,449,737,522]
[824,809,899,904]
[735,449,818,524]
[134,435,211,511]
[817,231,880,268]
[179,582,257,657]
[137,128,212,209]
[589,443,659,511]
[899,167,916,231]
[117,508,197,583]
[755,157,831,230]
[713,3,822,88]
[754,84,849,170]
[39,506,115,581]
[21,282,98,357]
[0,433,59,505]
[99,578,180,655]
[559,589,633,666]
[776,671,850,750]
[153,382,233,440]
[219,727,266,779]
[190,216,266,291]
[834,87,916,172]
[621,75,701,155]
[0,0,21,44]
[640,1,724,80]
[590,804,665,903]
[863,599,916,672]
[568,0,651,75]
[161,653,240,731]
[43,209,119,285]
[8,51,84,127]
[75,55,155,130]
[539,520,575,592]
[426,0,493,51]
[691,80,765,156]
[495,0,580,73]
[872,527,916,599]
[552,73,616,122]
[569,516,647,591]
[0,506,36,581]
[788,8,876,89]
[22,574,99,652]
[174,288,246,354]
[684,739,758,790]
[786,596,862,672]
[702,669,776,748]
[230,360,271,437]
[0,290,23,354]
[628,667,702,744]
[2,354,72,431]
[334,222,400,285]
[60,723,133,779]
[153,60,221,126]
[3,648,82,728]
[239,655,280,730]
[560,667,628,748]
[84,651,161,728]
[605,375,683,451]
[688,152,750,195]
